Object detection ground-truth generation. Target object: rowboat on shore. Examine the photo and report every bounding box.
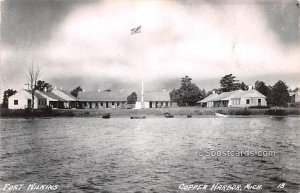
[215,112,229,117]
[102,113,111,119]
[164,112,174,118]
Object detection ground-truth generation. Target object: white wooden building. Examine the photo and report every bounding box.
[135,91,171,109]
[77,90,128,109]
[51,88,77,108]
[8,89,47,109]
[199,89,267,107]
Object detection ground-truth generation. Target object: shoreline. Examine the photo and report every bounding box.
[0,107,299,118]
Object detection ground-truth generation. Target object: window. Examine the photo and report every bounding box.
[101,103,103,106]
[246,99,250,104]
[39,100,41,105]
[14,100,18,105]
[112,102,114,105]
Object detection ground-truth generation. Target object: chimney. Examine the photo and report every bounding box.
[98,89,101,92]
[60,87,63,90]
[212,90,216,95]
[43,87,47,92]
[120,89,124,93]
[248,85,253,90]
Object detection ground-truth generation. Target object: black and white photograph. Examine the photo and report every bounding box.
[0,0,299,192]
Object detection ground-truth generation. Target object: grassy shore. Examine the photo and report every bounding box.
[0,107,299,118]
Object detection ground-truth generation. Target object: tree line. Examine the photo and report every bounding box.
[0,71,297,108]
[170,74,294,107]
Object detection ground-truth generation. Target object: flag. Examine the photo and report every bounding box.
[131,26,141,35]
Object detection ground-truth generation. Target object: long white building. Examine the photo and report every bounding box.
[199,89,267,107]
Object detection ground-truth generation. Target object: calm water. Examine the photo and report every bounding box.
[0,117,299,193]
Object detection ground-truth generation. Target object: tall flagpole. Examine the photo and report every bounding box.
[141,26,144,109]
[131,25,144,109]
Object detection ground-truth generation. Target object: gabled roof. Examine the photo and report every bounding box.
[77,90,129,102]
[10,89,46,99]
[137,91,170,102]
[60,90,78,101]
[226,89,266,99]
[198,89,266,103]
[199,91,239,103]
[52,89,77,101]
[37,91,68,102]
[25,90,47,99]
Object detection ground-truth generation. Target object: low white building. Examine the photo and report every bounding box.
[51,88,77,108]
[199,89,267,108]
[35,90,68,109]
[135,91,171,109]
[8,89,47,109]
[77,90,128,109]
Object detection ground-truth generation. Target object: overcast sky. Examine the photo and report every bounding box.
[1,0,299,96]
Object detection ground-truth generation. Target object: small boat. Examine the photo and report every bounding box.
[215,112,228,117]
[102,113,111,119]
[187,114,192,118]
[164,112,174,118]
[130,115,146,119]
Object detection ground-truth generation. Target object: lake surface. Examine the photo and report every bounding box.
[0,117,299,193]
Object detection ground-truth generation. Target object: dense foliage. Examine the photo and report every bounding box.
[127,92,137,104]
[35,80,53,92]
[170,76,206,106]
[219,74,248,92]
[269,81,289,107]
[1,89,17,108]
[70,86,83,97]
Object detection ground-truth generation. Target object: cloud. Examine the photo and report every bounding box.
[1,0,299,94]
[42,1,299,81]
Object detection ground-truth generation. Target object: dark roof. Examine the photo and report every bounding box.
[137,91,170,102]
[77,91,129,102]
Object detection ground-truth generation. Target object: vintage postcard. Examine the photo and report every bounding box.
[0,0,299,192]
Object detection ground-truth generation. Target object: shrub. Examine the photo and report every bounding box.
[249,106,270,109]
[228,108,251,115]
[265,109,287,116]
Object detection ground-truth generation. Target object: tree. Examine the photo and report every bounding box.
[255,80,272,105]
[219,74,240,92]
[238,82,249,91]
[35,80,52,92]
[2,89,17,108]
[127,92,137,104]
[70,86,83,97]
[269,80,289,107]
[255,81,269,96]
[26,62,40,111]
[170,75,205,106]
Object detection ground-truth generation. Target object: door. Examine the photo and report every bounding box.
[258,99,261,106]
[149,102,152,108]
[27,99,31,108]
